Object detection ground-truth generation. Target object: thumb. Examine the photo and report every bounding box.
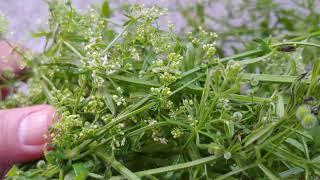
[0,105,56,166]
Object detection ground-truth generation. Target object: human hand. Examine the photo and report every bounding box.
[0,41,56,178]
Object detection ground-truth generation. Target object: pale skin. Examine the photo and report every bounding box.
[0,41,56,178]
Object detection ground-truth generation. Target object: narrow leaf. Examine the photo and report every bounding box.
[258,164,280,180]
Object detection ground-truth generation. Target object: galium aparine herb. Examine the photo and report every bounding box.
[3,1,320,179]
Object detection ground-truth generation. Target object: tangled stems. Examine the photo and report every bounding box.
[108,154,222,179]
[4,1,320,179]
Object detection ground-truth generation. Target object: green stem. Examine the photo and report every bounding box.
[170,74,205,95]
[63,41,84,58]
[98,102,156,135]
[96,150,141,180]
[103,22,133,53]
[290,30,320,41]
[111,155,221,179]
[216,163,258,180]
[220,49,264,63]
[271,41,320,49]
[238,50,274,65]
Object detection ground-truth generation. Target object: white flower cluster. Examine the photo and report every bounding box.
[51,113,83,147]
[51,89,76,107]
[217,98,231,110]
[113,137,127,148]
[151,53,183,85]
[83,95,105,113]
[171,128,183,138]
[84,44,122,76]
[202,43,216,58]
[112,94,127,106]
[129,47,140,61]
[152,132,168,144]
[131,5,168,22]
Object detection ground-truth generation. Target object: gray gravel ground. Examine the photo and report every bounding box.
[0,0,189,51]
[0,0,319,52]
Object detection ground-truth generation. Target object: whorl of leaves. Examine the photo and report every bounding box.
[3,1,320,179]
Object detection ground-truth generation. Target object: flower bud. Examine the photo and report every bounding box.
[296,104,311,121]
[301,114,318,129]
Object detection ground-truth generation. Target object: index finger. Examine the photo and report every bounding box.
[0,41,26,99]
[0,41,25,76]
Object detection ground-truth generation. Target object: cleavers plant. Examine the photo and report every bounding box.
[2,0,320,179]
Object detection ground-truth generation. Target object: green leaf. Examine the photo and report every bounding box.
[73,163,89,180]
[31,31,52,38]
[276,94,285,118]
[0,11,8,35]
[265,144,307,167]
[101,0,111,17]
[278,167,304,178]
[224,121,235,139]
[242,73,302,83]
[107,75,160,87]
[195,3,205,23]
[258,164,280,180]
[243,123,275,147]
[103,91,116,115]
[252,38,271,52]
[5,165,21,177]
[285,138,304,153]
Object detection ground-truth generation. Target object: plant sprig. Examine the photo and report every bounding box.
[3,0,320,179]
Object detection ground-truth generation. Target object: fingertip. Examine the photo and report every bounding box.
[0,105,56,164]
[0,164,10,179]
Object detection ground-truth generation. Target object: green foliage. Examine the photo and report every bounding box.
[3,0,320,179]
[0,11,8,36]
[101,0,111,18]
[178,0,320,57]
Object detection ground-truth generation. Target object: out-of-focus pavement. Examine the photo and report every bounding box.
[0,0,319,52]
[0,0,193,51]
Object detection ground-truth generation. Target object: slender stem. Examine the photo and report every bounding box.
[290,30,320,41]
[111,155,221,179]
[238,50,274,65]
[171,74,204,95]
[63,41,84,58]
[96,150,141,180]
[98,102,156,135]
[216,163,258,180]
[103,22,133,53]
[220,49,263,63]
[271,41,320,49]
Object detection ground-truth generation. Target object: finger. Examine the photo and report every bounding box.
[0,105,56,165]
[0,41,25,75]
[0,88,9,100]
[0,164,9,179]
[0,41,26,99]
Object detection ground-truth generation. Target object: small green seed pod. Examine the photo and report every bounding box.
[224,151,232,160]
[36,160,46,169]
[301,114,318,129]
[296,104,311,121]
[233,112,243,121]
[250,76,259,86]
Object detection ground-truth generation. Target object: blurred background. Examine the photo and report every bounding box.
[0,0,319,55]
